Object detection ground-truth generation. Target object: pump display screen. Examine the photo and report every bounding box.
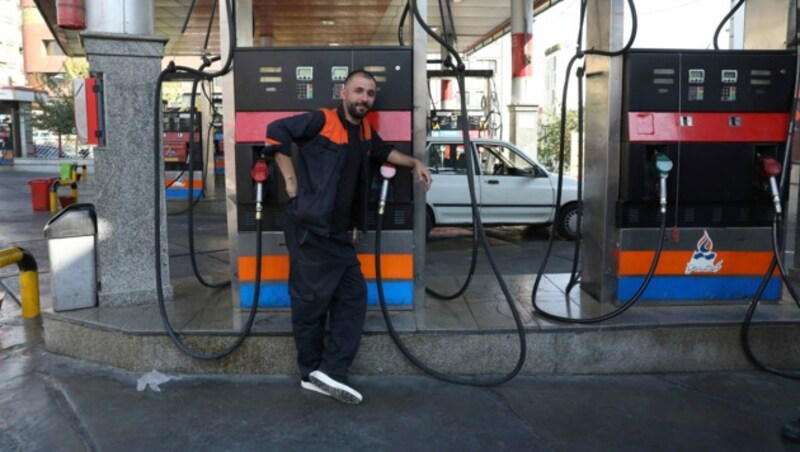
[721,69,738,83]
[332,66,348,81]
[296,66,313,81]
[688,69,705,84]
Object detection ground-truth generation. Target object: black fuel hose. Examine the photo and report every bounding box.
[424,0,481,301]
[532,0,658,324]
[713,0,745,51]
[398,1,410,46]
[371,0,526,387]
[187,58,231,289]
[741,217,800,379]
[153,1,264,359]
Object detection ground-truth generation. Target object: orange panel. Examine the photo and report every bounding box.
[358,254,413,279]
[238,254,413,281]
[239,256,290,281]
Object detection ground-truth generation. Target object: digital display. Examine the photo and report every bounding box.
[688,69,705,84]
[296,66,314,81]
[331,66,348,81]
[721,69,738,83]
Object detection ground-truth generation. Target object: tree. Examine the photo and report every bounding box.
[537,109,578,173]
[31,58,89,157]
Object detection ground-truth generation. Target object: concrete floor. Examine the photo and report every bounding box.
[3,166,800,449]
[3,312,800,450]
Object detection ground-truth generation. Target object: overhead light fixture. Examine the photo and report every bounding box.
[453,0,463,3]
[320,19,336,26]
[328,42,341,47]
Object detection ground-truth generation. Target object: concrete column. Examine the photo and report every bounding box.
[508,0,537,158]
[413,0,428,308]
[83,33,172,307]
[10,103,21,158]
[18,103,32,158]
[581,0,625,304]
[200,80,216,199]
[222,0,253,306]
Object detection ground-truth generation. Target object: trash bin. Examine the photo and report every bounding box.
[28,179,53,211]
[44,203,97,311]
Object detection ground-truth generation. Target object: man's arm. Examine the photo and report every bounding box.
[265,111,324,199]
[387,149,432,191]
[274,153,297,198]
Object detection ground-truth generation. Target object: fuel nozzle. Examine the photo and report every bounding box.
[651,152,673,214]
[760,156,783,215]
[251,158,269,220]
[378,163,397,216]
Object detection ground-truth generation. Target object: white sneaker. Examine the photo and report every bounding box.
[308,370,363,405]
[300,378,330,397]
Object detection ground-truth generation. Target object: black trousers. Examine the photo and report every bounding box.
[284,217,367,381]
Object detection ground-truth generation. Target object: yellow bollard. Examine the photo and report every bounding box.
[0,247,23,268]
[0,247,39,319]
[20,271,40,318]
[49,180,59,213]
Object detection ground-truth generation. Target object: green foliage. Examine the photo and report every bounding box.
[31,58,89,152]
[31,91,74,136]
[537,109,578,172]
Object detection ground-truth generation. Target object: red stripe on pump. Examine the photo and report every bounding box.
[628,112,789,142]
[236,111,411,143]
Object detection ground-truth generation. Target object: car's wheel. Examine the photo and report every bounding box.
[554,202,578,240]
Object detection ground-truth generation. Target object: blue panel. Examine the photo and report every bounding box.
[366,282,413,306]
[165,188,202,200]
[617,276,781,301]
[240,281,413,308]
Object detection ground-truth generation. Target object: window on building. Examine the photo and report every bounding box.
[43,39,65,57]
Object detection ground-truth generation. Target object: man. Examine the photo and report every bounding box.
[265,70,432,404]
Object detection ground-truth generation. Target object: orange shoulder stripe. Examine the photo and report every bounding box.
[319,108,348,145]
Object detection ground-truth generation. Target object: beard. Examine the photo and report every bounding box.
[346,101,371,119]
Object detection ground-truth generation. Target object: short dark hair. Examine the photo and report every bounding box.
[344,69,377,85]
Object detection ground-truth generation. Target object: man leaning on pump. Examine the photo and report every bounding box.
[264,69,432,404]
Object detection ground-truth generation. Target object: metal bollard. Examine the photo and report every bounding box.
[0,247,40,319]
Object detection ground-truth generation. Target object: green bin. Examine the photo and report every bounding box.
[59,162,74,181]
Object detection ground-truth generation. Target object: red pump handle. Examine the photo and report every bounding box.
[252,159,269,183]
[760,156,782,179]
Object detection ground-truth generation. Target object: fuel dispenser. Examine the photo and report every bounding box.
[163,109,203,201]
[617,49,797,302]
[231,46,415,309]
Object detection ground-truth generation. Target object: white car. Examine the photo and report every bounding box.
[425,137,579,240]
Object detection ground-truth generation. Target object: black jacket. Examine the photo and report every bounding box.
[265,105,392,237]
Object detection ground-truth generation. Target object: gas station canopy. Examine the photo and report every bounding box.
[34,0,560,57]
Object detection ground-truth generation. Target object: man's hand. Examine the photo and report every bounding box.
[285,182,297,199]
[386,150,432,191]
[413,159,432,191]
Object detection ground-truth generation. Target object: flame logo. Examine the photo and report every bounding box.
[686,229,723,274]
[694,230,715,259]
